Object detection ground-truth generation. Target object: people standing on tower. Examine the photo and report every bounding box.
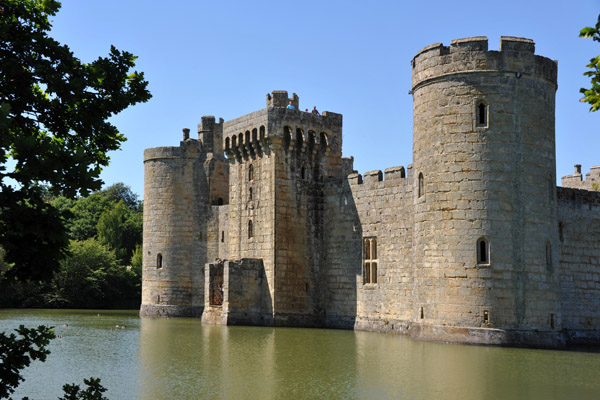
[311,106,319,115]
[287,100,295,110]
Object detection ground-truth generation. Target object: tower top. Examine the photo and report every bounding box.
[267,90,299,109]
[411,36,557,92]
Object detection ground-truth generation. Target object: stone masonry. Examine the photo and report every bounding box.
[141,37,600,348]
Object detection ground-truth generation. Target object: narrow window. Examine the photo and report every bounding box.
[248,164,254,181]
[546,241,552,271]
[477,101,488,127]
[221,231,225,243]
[483,310,490,324]
[156,253,163,269]
[550,313,556,329]
[477,237,489,265]
[420,307,424,319]
[363,238,378,284]
[558,222,564,242]
[284,126,292,150]
[418,173,424,198]
[248,220,253,239]
[249,187,253,201]
[301,166,307,180]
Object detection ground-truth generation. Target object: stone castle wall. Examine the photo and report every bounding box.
[410,36,561,345]
[141,142,207,317]
[557,188,600,344]
[323,166,415,331]
[141,38,600,347]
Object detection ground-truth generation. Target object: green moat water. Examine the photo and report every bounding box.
[2,309,600,400]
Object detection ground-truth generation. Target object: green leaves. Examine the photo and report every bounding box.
[580,14,600,112]
[0,324,55,398]
[0,0,151,279]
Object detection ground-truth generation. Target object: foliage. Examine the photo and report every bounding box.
[0,0,151,281]
[97,200,142,264]
[0,183,143,310]
[0,325,109,399]
[59,378,109,400]
[50,238,117,308]
[580,14,600,111]
[0,325,54,398]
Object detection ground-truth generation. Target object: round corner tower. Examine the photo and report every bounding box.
[140,140,206,318]
[411,36,562,346]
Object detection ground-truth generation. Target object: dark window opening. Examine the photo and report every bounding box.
[477,102,487,126]
[546,242,553,271]
[217,197,224,206]
[156,253,163,269]
[221,231,225,243]
[558,222,564,242]
[420,307,424,319]
[248,164,254,181]
[249,187,253,201]
[248,220,253,239]
[477,238,489,265]
[301,166,307,180]
[483,310,490,324]
[550,313,556,329]
[418,173,424,198]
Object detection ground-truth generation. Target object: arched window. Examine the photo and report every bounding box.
[418,173,424,198]
[546,241,553,271]
[476,101,488,127]
[477,237,489,265]
[248,164,254,181]
[156,253,163,269]
[296,128,304,153]
[248,220,253,239]
[319,132,328,153]
[284,126,292,150]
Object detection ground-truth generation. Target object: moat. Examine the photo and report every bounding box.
[3,309,600,399]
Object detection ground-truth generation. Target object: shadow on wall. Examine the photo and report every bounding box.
[322,177,361,329]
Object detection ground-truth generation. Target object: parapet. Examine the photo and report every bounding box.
[267,90,299,109]
[411,36,557,91]
[197,116,224,155]
[561,164,600,191]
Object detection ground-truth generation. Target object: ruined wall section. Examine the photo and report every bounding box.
[411,37,561,346]
[141,140,208,317]
[323,166,414,331]
[557,187,600,344]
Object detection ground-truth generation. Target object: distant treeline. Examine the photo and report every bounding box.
[0,183,143,309]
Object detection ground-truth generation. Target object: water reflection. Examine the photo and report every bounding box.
[2,310,600,400]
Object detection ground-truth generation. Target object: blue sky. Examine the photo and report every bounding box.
[50,0,600,199]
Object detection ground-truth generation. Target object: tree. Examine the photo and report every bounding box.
[0,0,151,281]
[0,325,54,398]
[97,201,142,263]
[51,238,117,308]
[580,14,600,111]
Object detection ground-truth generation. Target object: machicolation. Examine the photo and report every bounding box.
[141,36,600,348]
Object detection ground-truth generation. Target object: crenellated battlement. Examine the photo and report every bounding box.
[142,38,600,347]
[411,36,557,92]
[222,91,343,164]
[561,164,600,191]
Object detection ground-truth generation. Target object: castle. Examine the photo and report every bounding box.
[141,36,600,348]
